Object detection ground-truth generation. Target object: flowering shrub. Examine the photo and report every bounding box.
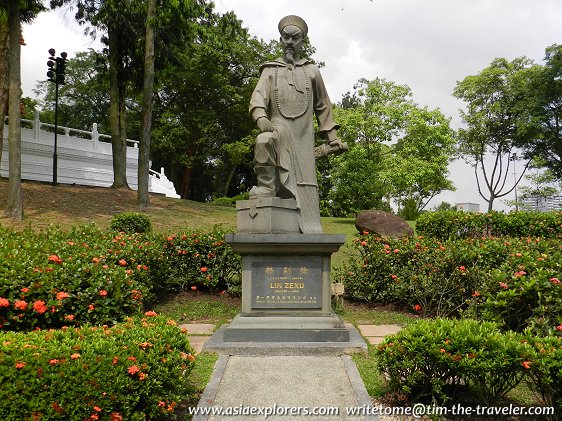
[0,314,195,420]
[154,229,241,294]
[523,335,562,421]
[416,210,562,239]
[376,318,530,406]
[0,225,153,331]
[0,225,241,332]
[337,234,562,332]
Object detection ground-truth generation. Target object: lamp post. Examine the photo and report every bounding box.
[510,153,518,211]
[47,48,67,185]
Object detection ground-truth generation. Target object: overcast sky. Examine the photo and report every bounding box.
[20,0,562,210]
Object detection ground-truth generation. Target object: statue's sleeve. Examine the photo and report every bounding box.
[249,67,272,123]
[310,65,340,133]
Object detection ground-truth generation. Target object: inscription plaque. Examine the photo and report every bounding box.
[251,257,322,309]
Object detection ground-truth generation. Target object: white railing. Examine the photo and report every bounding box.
[1,112,179,198]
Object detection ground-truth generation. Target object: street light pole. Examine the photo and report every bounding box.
[47,48,67,185]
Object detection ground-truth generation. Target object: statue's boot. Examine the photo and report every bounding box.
[249,165,276,199]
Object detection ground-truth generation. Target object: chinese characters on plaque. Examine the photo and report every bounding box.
[251,258,322,309]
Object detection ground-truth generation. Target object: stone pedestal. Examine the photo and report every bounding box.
[236,198,299,233]
[222,233,350,343]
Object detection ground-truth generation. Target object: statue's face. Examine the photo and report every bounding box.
[280,25,304,58]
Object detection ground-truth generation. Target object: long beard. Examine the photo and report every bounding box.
[285,50,295,65]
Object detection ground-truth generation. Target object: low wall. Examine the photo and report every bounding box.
[1,112,140,189]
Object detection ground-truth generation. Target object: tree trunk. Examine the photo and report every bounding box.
[108,23,129,189]
[181,166,192,199]
[0,12,9,173]
[4,0,22,220]
[137,0,156,209]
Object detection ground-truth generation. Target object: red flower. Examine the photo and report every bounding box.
[110,413,123,421]
[360,241,367,247]
[51,402,64,414]
[14,300,28,310]
[191,286,197,291]
[93,406,102,412]
[48,255,63,265]
[128,365,140,375]
[514,271,527,278]
[33,300,48,314]
[550,277,561,285]
[88,304,95,311]
[459,266,466,272]
[21,287,29,293]
[200,267,208,273]
[56,291,69,300]
[0,297,9,308]
[556,325,562,331]
[65,314,75,321]
[138,372,146,380]
[99,290,108,297]
[144,310,158,317]
[15,361,26,369]
[118,259,127,267]
[70,353,80,360]
[92,257,100,264]
[49,359,59,366]
[522,361,532,369]
[499,282,509,289]
[413,304,422,312]
[127,356,137,362]
[112,356,119,365]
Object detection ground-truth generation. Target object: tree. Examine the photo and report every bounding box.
[453,57,535,211]
[3,0,46,219]
[137,0,156,209]
[151,11,275,200]
[0,9,8,170]
[512,163,560,211]
[515,44,562,179]
[323,78,456,216]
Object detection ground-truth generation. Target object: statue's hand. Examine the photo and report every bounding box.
[257,117,274,132]
[328,138,346,150]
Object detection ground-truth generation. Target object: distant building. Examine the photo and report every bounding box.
[456,202,480,213]
[520,195,562,212]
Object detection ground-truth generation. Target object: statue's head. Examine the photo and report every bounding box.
[278,15,307,63]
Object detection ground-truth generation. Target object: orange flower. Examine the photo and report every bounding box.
[0,297,9,308]
[472,291,481,297]
[65,314,75,321]
[128,365,140,375]
[138,372,146,380]
[110,413,123,421]
[33,300,48,314]
[499,282,509,289]
[14,300,28,310]
[522,361,532,369]
[144,310,157,317]
[15,361,26,369]
[127,356,137,362]
[200,267,208,273]
[112,356,119,365]
[70,353,80,360]
[48,255,63,265]
[118,259,127,267]
[187,353,195,362]
[56,291,69,300]
[99,290,108,297]
[93,406,102,412]
[49,359,59,365]
[21,287,29,293]
[88,304,95,311]
[413,304,422,312]
[191,286,197,291]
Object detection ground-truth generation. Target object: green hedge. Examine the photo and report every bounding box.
[376,318,560,419]
[416,211,562,239]
[336,234,562,335]
[0,315,195,420]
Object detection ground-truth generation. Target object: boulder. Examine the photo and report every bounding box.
[355,210,414,238]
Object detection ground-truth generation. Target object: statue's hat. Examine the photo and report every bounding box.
[278,15,308,37]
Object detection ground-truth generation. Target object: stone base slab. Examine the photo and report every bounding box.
[222,314,350,342]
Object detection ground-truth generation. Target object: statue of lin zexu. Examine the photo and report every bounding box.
[248,15,348,234]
